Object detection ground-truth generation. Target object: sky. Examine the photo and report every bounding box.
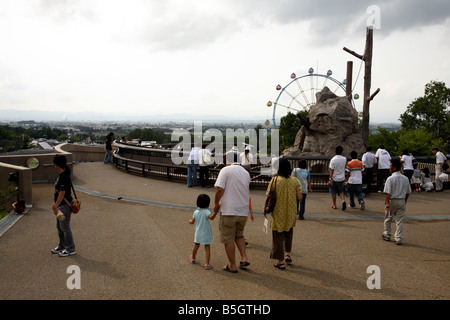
[0,0,449,124]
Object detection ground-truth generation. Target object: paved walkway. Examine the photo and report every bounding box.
[0,162,449,300]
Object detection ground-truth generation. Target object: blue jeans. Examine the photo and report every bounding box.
[104,149,112,164]
[56,204,75,253]
[348,184,363,208]
[187,161,198,187]
[296,193,307,219]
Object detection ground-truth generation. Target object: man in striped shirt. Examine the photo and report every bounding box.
[346,151,365,210]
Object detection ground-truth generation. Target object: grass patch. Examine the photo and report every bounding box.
[0,209,10,220]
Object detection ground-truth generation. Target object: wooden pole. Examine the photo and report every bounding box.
[346,61,353,102]
[361,27,373,146]
[343,27,379,147]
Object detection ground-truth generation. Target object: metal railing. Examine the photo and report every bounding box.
[112,142,446,191]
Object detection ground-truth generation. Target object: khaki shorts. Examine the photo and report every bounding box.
[219,214,248,244]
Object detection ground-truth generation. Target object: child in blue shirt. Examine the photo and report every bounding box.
[189,194,216,270]
[292,159,312,219]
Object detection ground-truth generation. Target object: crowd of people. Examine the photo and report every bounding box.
[51,138,447,269]
[186,142,449,272]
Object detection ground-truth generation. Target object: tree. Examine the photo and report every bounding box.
[399,80,450,139]
[127,128,170,144]
[368,127,444,156]
[368,127,400,155]
[278,112,303,151]
[396,129,438,156]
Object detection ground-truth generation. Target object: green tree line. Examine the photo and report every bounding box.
[0,125,68,153]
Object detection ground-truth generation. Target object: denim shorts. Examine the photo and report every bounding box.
[329,180,345,195]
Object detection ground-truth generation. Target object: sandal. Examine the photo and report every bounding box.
[285,255,292,264]
[239,261,250,268]
[190,255,196,264]
[222,264,238,273]
[205,264,213,270]
[274,263,285,270]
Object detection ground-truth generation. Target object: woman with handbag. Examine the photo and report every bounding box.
[265,158,302,270]
[51,154,76,257]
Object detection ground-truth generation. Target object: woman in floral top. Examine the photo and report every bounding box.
[265,158,302,270]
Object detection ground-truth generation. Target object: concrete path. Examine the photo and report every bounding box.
[0,162,449,300]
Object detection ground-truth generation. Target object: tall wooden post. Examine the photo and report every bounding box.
[362,27,373,146]
[346,61,353,103]
[343,27,380,147]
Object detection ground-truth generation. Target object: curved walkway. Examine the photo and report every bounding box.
[74,162,450,221]
[0,162,449,300]
[74,184,450,221]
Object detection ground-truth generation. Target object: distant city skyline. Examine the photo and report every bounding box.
[0,108,403,125]
[1,1,449,124]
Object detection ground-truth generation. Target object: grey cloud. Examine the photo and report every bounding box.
[29,0,450,50]
[141,13,240,51]
[33,0,99,23]
[379,0,450,31]
[231,0,450,45]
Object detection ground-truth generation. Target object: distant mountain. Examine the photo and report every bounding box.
[1,108,400,126]
[0,109,261,122]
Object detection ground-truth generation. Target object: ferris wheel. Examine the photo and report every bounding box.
[265,68,358,128]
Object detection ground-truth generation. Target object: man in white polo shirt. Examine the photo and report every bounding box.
[362,146,377,194]
[328,146,347,211]
[375,145,391,192]
[214,151,251,273]
[432,147,447,192]
[382,158,411,245]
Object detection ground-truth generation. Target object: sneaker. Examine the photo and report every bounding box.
[342,202,347,211]
[360,201,365,210]
[58,249,76,257]
[382,234,390,242]
[395,241,402,246]
[51,246,64,254]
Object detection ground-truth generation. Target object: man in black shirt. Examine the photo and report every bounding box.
[104,132,114,164]
[51,155,76,257]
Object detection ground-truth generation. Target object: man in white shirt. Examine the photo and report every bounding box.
[375,145,391,192]
[214,151,251,273]
[198,144,212,187]
[239,146,254,171]
[382,158,411,245]
[328,146,347,210]
[362,146,377,194]
[432,147,447,192]
[187,146,200,187]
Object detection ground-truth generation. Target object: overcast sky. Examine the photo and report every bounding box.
[0,0,449,123]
